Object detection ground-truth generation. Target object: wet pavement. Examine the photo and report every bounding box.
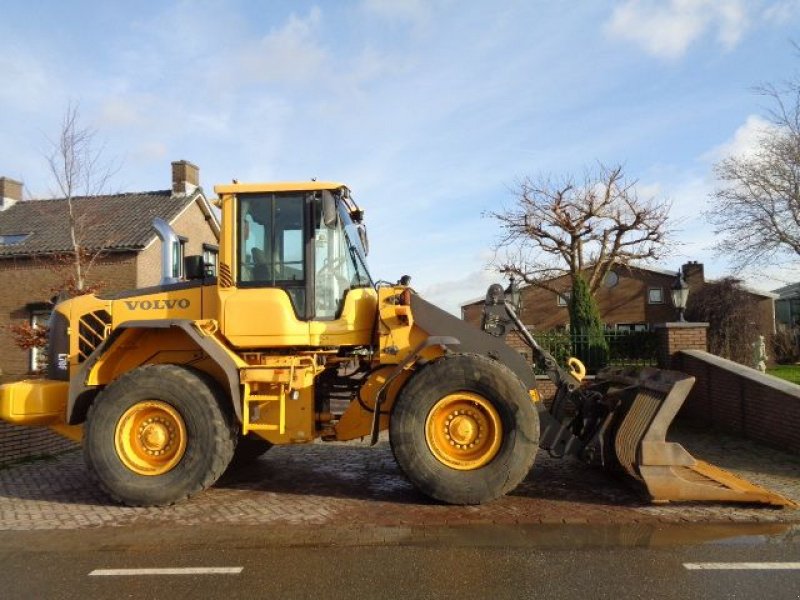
[0,423,798,531]
[4,522,800,600]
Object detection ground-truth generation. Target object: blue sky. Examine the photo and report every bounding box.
[1,0,800,314]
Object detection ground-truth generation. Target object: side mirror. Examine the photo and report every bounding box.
[322,190,337,228]
[184,255,205,280]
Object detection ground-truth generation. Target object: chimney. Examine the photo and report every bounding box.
[0,177,22,211]
[171,160,199,196]
[681,261,704,288]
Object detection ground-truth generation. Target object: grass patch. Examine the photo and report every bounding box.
[767,364,800,385]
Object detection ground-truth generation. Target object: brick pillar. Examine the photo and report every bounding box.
[655,322,709,370]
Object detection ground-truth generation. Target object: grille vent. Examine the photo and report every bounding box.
[219,263,233,288]
[78,310,111,362]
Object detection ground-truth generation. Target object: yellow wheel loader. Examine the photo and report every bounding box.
[0,182,793,507]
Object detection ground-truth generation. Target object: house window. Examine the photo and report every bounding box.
[202,244,218,276]
[30,309,50,372]
[616,323,649,332]
[648,287,664,304]
[0,233,30,245]
[557,290,571,307]
[172,236,187,279]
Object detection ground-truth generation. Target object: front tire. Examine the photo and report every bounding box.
[390,353,539,505]
[84,364,237,506]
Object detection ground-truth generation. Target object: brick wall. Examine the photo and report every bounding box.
[0,252,138,381]
[677,349,800,453]
[536,377,557,406]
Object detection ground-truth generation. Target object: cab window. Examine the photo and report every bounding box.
[313,197,371,319]
[238,194,306,315]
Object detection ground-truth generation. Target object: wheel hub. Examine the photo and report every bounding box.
[115,401,187,476]
[425,392,502,470]
[139,419,173,454]
[447,412,480,447]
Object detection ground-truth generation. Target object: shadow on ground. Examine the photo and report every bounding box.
[0,441,644,510]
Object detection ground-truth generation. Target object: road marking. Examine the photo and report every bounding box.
[89,567,243,576]
[684,563,800,571]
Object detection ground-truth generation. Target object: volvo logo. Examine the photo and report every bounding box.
[124,299,191,310]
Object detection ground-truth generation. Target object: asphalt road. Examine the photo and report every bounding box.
[2,523,799,599]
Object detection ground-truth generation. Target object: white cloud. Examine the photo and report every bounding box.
[703,115,776,161]
[604,0,749,60]
[236,7,327,85]
[98,98,147,127]
[132,141,168,161]
[419,267,499,316]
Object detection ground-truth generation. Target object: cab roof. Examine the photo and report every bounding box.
[213,181,348,195]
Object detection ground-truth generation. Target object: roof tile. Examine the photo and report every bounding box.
[0,191,194,256]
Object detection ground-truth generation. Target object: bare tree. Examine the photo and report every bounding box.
[708,59,800,270]
[8,104,120,374]
[45,103,119,292]
[490,163,672,296]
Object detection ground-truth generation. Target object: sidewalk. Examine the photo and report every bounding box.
[0,424,797,531]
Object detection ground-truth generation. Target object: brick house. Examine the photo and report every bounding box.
[460,261,777,336]
[0,160,219,381]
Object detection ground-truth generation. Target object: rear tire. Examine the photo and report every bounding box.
[84,364,237,507]
[390,353,539,505]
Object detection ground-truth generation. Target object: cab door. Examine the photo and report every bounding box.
[307,197,377,346]
[221,192,311,347]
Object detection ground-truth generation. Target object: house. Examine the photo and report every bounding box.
[460,261,777,335]
[773,282,800,331]
[0,160,219,380]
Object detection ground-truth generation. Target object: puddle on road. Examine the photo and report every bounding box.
[408,522,800,549]
[2,521,798,554]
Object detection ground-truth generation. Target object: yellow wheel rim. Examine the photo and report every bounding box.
[425,392,503,470]
[114,401,187,476]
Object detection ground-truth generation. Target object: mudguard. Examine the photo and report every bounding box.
[67,320,244,425]
[410,295,536,391]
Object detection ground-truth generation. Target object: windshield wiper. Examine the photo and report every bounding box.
[343,232,373,287]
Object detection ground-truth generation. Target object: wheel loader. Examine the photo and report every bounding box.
[0,181,793,508]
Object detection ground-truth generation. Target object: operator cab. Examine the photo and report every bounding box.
[235,186,372,320]
[215,182,377,347]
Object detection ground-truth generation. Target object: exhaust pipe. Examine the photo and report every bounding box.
[152,217,180,285]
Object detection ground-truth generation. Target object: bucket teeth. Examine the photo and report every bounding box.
[598,366,797,508]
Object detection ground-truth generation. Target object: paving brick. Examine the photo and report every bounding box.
[0,425,797,531]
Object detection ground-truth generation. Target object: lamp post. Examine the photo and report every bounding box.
[671,271,690,322]
[504,274,522,314]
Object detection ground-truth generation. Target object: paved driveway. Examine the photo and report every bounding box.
[1,426,798,531]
